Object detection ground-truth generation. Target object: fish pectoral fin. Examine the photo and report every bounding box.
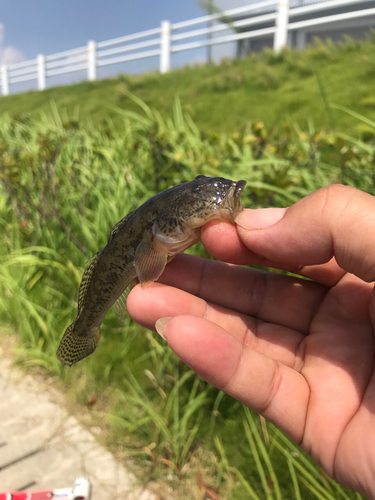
[56,323,101,367]
[153,217,200,255]
[113,280,136,319]
[134,232,168,286]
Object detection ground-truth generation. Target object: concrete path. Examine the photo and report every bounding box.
[0,346,158,499]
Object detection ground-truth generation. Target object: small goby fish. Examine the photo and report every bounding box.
[57,175,247,366]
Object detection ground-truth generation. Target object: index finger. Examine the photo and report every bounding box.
[202,185,375,286]
[201,217,344,286]
[234,185,375,283]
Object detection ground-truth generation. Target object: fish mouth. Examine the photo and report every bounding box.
[225,180,247,220]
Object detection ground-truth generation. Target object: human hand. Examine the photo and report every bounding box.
[127,184,375,498]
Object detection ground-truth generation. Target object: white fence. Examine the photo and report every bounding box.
[1,0,374,96]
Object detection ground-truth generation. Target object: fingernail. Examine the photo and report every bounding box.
[235,208,287,230]
[155,317,172,341]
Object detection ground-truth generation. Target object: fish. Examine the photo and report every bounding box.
[56,175,247,366]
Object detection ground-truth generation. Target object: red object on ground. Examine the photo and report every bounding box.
[0,476,91,500]
[0,489,70,499]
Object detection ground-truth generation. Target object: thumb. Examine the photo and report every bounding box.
[235,185,375,282]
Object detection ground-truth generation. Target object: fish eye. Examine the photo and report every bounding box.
[192,184,204,193]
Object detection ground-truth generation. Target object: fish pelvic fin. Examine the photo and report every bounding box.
[56,323,101,367]
[113,279,137,319]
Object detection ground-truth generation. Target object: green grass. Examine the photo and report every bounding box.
[1,35,375,135]
[0,95,372,498]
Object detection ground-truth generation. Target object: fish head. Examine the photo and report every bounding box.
[178,175,247,227]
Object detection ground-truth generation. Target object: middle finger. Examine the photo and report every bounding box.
[157,253,327,335]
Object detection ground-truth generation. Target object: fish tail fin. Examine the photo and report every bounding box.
[56,323,101,367]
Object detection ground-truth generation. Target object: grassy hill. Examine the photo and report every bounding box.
[1,36,375,134]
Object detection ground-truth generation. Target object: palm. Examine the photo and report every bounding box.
[302,274,375,491]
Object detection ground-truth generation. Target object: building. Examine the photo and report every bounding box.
[210,0,375,60]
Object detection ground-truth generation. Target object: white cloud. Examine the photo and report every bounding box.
[0,46,26,65]
[0,23,26,65]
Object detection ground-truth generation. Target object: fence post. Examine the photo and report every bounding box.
[274,0,290,52]
[87,40,97,81]
[37,54,46,90]
[160,20,171,74]
[1,65,9,96]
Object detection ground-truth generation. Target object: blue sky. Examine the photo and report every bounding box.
[0,0,211,91]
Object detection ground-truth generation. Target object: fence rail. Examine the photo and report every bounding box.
[1,0,374,95]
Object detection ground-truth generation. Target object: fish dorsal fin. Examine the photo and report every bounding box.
[134,232,168,286]
[107,212,133,244]
[77,250,102,316]
[112,280,137,319]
